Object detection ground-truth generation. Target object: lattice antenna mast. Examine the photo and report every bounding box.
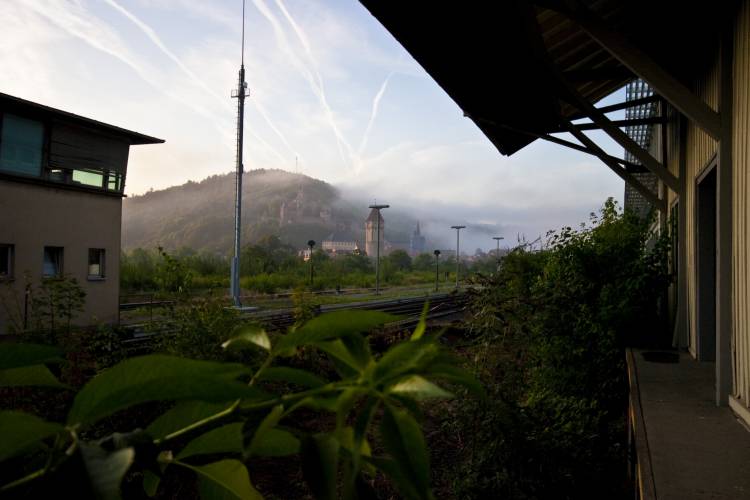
[230,0,250,307]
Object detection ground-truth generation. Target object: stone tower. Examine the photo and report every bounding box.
[365,208,384,258]
[410,221,426,255]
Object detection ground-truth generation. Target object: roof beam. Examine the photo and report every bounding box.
[565,121,665,211]
[564,116,665,132]
[555,2,721,140]
[563,66,634,82]
[468,113,645,170]
[596,95,660,114]
[557,77,680,193]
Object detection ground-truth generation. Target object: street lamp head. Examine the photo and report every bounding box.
[492,236,504,241]
[308,240,315,248]
[369,204,389,210]
[451,225,466,230]
[434,249,441,256]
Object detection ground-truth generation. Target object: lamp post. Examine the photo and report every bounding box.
[450,225,466,289]
[307,240,315,286]
[434,249,441,292]
[492,236,504,264]
[369,204,389,295]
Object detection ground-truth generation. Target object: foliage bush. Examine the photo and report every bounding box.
[0,310,481,500]
[442,200,670,499]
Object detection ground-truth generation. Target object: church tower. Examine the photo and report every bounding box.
[410,221,426,255]
[365,208,384,257]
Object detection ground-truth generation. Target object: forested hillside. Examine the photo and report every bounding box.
[123,169,419,253]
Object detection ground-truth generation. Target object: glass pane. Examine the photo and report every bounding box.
[0,246,9,277]
[43,247,62,277]
[107,172,121,191]
[0,114,44,177]
[47,168,67,183]
[88,248,104,277]
[72,169,104,188]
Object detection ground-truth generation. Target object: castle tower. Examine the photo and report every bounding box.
[365,208,384,257]
[410,221,426,255]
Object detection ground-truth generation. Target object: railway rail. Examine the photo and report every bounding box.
[120,292,467,355]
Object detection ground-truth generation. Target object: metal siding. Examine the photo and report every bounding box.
[683,59,721,355]
[733,0,750,407]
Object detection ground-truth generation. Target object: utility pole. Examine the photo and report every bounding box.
[230,0,250,308]
[369,204,389,295]
[492,236,504,266]
[451,225,466,289]
[434,249,441,292]
[308,240,315,286]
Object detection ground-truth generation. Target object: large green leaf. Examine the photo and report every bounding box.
[374,339,440,385]
[222,326,271,351]
[68,355,263,426]
[143,471,161,498]
[257,366,327,388]
[178,459,262,500]
[0,411,63,462]
[0,364,68,388]
[277,310,395,353]
[301,434,339,500]
[364,456,423,500]
[147,401,235,440]
[410,302,430,341]
[251,429,300,457]
[80,443,135,500]
[426,363,486,399]
[379,405,432,499]
[0,343,61,370]
[312,340,363,376]
[177,423,244,460]
[388,375,453,400]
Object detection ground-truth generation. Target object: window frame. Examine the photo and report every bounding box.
[0,244,14,280]
[87,248,106,280]
[42,246,64,279]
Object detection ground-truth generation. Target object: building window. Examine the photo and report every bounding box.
[0,114,44,177]
[43,246,64,278]
[88,249,105,279]
[0,244,13,279]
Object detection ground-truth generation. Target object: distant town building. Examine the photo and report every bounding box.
[364,208,385,257]
[321,232,359,255]
[0,93,163,333]
[410,221,426,255]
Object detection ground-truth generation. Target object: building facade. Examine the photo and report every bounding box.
[364,207,384,258]
[0,93,162,333]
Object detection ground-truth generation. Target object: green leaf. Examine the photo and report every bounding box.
[247,405,283,457]
[277,310,395,353]
[301,434,339,500]
[80,443,135,500]
[388,375,453,400]
[312,340,363,375]
[177,459,262,500]
[410,302,429,341]
[177,423,244,460]
[427,363,486,399]
[0,411,63,462]
[374,339,440,384]
[143,471,160,498]
[68,355,263,426]
[222,326,271,351]
[257,367,327,388]
[251,429,300,457]
[147,401,235,440]
[0,364,68,388]
[0,343,61,370]
[379,405,432,498]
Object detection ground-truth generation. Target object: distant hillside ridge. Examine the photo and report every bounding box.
[122,169,370,253]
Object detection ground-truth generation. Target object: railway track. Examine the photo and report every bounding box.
[120,292,467,355]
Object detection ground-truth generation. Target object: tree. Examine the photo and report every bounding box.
[413,252,434,272]
[387,249,412,272]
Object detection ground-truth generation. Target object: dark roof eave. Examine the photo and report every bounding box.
[0,92,164,145]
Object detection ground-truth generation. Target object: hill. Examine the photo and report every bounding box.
[122,169,418,253]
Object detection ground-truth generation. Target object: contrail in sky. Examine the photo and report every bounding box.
[253,0,354,167]
[27,0,288,166]
[104,0,298,163]
[358,72,394,157]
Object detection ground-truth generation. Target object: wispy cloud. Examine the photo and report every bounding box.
[358,71,393,159]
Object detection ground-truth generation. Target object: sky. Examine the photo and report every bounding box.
[0,0,627,251]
